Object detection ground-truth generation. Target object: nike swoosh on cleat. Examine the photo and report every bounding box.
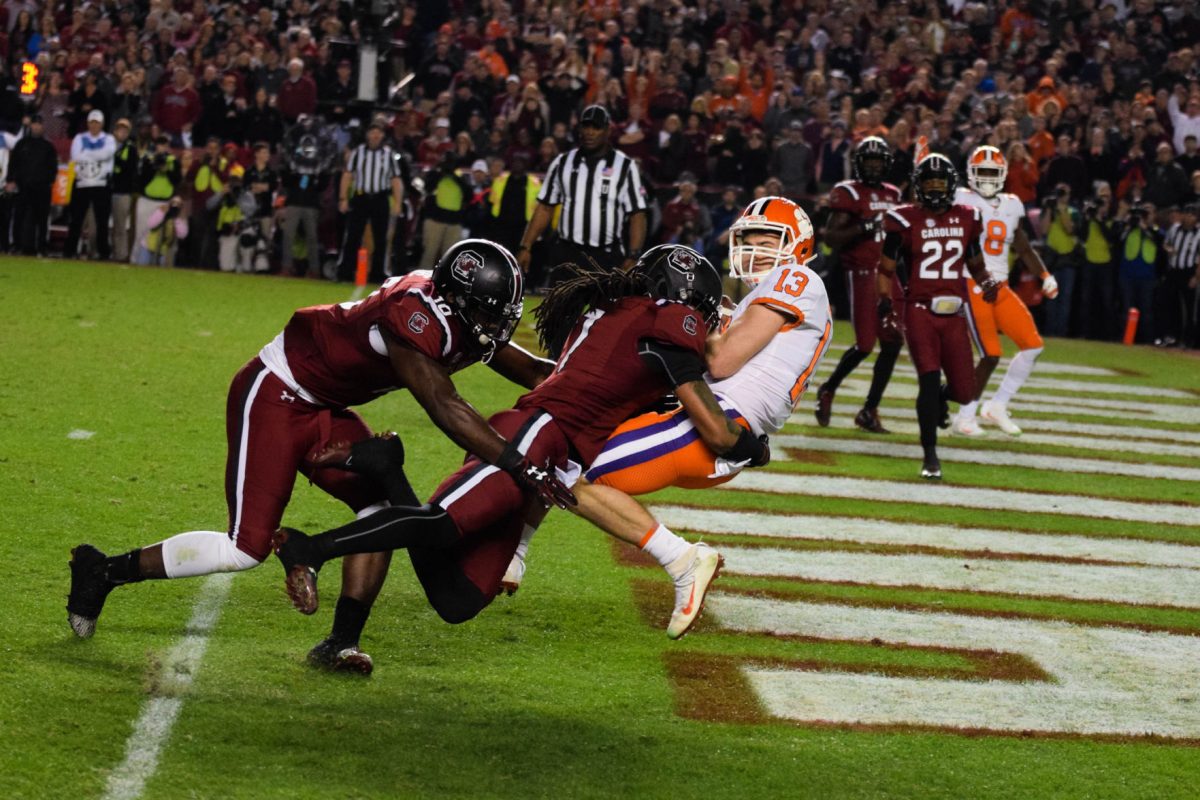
[680,584,697,616]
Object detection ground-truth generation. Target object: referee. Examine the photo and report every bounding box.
[1162,202,1200,347]
[516,105,648,283]
[337,119,403,283]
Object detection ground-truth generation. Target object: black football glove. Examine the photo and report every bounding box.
[877,297,903,344]
[861,217,882,238]
[979,277,1000,303]
[496,441,577,509]
[750,434,771,468]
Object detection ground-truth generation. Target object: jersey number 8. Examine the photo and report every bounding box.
[983,220,1007,256]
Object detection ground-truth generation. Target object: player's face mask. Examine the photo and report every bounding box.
[728,196,815,286]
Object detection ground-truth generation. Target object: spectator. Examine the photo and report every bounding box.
[243,89,285,150]
[1040,135,1089,203]
[209,167,262,273]
[658,173,711,249]
[322,60,356,126]
[9,114,57,256]
[277,59,317,123]
[133,197,188,267]
[815,119,851,192]
[417,117,453,168]
[1005,142,1040,208]
[64,110,117,261]
[1178,135,1200,180]
[1166,89,1200,154]
[1040,183,1085,337]
[110,119,138,263]
[770,120,815,198]
[68,71,109,137]
[1144,142,1192,213]
[707,185,742,259]
[203,73,245,146]
[151,67,201,142]
[1118,203,1163,344]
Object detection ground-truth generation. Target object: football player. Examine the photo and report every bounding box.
[952,145,1059,437]
[879,155,999,479]
[502,197,832,639]
[814,137,904,432]
[66,240,569,668]
[270,246,773,638]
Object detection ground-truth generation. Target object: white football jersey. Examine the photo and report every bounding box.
[707,262,833,436]
[954,187,1025,281]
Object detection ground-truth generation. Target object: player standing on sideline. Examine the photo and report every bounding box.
[952,146,1059,437]
[272,246,772,634]
[879,155,998,479]
[814,137,904,432]
[501,197,832,638]
[66,241,568,667]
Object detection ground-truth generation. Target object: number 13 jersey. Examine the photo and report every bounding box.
[707,261,833,436]
[884,203,983,304]
[953,187,1025,282]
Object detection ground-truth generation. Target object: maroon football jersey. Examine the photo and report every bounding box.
[516,296,708,466]
[884,203,983,305]
[827,180,901,271]
[282,272,474,407]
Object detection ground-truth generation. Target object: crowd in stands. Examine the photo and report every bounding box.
[0,0,1198,347]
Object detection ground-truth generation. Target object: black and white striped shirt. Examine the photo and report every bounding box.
[538,147,647,250]
[346,144,400,195]
[1166,223,1200,272]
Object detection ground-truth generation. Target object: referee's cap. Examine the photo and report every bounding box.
[579,105,611,129]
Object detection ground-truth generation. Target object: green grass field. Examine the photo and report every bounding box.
[2,258,1199,799]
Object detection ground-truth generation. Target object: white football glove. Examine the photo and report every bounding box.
[1041,273,1060,299]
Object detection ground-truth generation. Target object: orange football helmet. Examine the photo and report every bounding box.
[727,196,815,284]
[967,145,1007,198]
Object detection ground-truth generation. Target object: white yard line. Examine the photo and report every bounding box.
[815,355,1122,377]
[719,472,1199,526]
[808,377,1200,423]
[771,434,1200,481]
[712,595,1200,738]
[102,573,234,800]
[716,546,1200,608]
[789,405,1200,457]
[648,505,1200,567]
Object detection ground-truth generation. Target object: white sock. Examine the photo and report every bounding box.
[513,524,536,563]
[639,524,691,575]
[958,400,979,419]
[159,530,261,578]
[992,346,1042,406]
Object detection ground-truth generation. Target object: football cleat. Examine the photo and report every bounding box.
[952,415,985,437]
[271,528,320,615]
[814,385,834,427]
[854,406,890,434]
[307,636,374,676]
[920,458,943,480]
[666,543,724,640]
[981,400,1022,436]
[67,544,117,638]
[499,552,525,596]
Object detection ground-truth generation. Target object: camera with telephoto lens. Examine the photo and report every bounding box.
[153,152,169,170]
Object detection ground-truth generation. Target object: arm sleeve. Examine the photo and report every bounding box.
[636,338,707,386]
[379,291,449,361]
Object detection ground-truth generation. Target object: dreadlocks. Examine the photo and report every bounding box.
[534,260,648,358]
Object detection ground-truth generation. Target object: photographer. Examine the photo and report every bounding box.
[133,197,189,267]
[417,150,470,269]
[1116,200,1164,344]
[1039,183,1084,337]
[186,138,238,269]
[133,135,181,263]
[244,143,278,271]
[208,166,264,273]
[1078,184,1122,340]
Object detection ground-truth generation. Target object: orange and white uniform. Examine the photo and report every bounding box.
[585,260,832,495]
[955,185,1044,357]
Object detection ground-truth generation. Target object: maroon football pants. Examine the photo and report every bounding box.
[902,304,975,403]
[848,268,904,352]
[224,358,382,561]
